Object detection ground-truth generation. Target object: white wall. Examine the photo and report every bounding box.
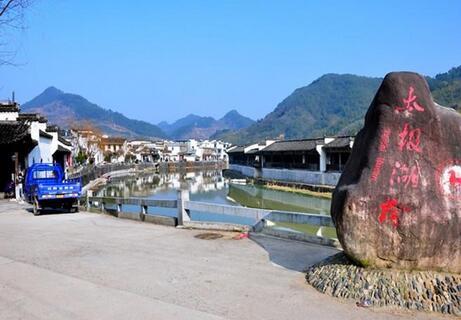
[229,164,341,187]
[28,136,53,165]
[0,111,19,121]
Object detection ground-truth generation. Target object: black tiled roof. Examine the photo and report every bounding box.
[46,125,59,132]
[0,121,31,145]
[260,139,323,153]
[54,144,71,153]
[227,146,245,153]
[39,130,53,139]
[0,102,19,112]
[38,116,48,123]
[324,136,354,149]
[246,148,260,154]
[17,113,41,121]
[58,135,72,146]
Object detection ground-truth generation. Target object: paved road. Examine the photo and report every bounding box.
[0,201,451,320]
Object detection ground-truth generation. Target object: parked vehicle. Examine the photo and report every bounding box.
[24,163,82,215]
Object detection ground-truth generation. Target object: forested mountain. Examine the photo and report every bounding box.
[214,66,461,144]
[213,74,382,144]
[22,66,460,143]
[159,110,255,140]
[22,87,167,138]
[428,66,461,109]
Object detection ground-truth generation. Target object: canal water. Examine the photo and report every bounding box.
[96,169,332,228]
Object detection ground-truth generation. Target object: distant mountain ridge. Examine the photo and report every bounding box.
[22,87,167,138]
[214,65,461,144]
[21,65,460,143]
[158,110,255,140]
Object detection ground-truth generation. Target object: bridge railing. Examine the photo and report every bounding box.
[85,189,338,247]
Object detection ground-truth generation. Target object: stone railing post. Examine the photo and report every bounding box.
[177,189,190,226]
[86,190,93,210]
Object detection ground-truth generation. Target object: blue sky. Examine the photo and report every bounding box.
[1,0,460,123]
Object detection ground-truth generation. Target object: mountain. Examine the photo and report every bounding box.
[428,66,461,109]
[214,66,461,144]
[22,87,167,138]
[213,74,382,144]
[159,110,255,140]
[219,110,255,130]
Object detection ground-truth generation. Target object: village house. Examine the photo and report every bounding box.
[101,136,127,163]
[227,136,354,186]
[71,129,104,165]
[125,140,160,163]
[0,101,72,198]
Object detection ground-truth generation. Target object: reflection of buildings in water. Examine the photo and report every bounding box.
[99,170,228,198]
[155,170,226,194]
[99,174,161,198]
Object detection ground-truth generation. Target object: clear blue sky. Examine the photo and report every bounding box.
[1,0,460,124]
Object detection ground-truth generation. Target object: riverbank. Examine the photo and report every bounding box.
[223,169,333,199]
[158,160,227,172]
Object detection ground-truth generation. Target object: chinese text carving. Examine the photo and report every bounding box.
[395,86,425,113]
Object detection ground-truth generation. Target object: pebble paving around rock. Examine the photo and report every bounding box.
[306,253,461,316]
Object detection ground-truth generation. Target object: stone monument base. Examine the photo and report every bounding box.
[306,253,461,316]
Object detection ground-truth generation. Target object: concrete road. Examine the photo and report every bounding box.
[0,201,451,320]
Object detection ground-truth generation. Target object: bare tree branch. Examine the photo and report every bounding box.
[0,0,31,65]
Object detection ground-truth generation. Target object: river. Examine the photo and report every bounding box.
[96,169,332,229]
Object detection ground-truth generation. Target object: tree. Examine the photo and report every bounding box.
[0,0,32,65]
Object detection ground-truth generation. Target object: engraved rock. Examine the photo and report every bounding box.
[331,72,461,273]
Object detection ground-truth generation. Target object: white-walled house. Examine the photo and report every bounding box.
[0,102,73,194]
[71,129,104,165]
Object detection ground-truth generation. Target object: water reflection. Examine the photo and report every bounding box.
[228,184,331,215]
[99,170,227,199]
[97,170,331,224]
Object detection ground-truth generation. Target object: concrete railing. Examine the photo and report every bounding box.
[85,189,338,247]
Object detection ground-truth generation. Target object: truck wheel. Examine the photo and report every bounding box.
[33,199,40,216]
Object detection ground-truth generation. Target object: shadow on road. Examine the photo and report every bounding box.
[24,208,76,216]
[249,233,339,272]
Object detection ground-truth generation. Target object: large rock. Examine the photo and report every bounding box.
[331,72,461,273]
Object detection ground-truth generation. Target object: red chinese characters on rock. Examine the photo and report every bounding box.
[398,123,422,153]
[390,161,420,188]
[371,157,385,182]
[395,86,425,113]
[379,128,391,152]
[374,86,426,226]
[378,198,411,228]
[370,128,392,183]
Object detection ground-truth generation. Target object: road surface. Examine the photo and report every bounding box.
[0,201,451,320]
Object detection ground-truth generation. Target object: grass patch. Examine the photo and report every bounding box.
[262,184,332,199]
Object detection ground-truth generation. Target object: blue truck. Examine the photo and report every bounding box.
[24,163,82,215]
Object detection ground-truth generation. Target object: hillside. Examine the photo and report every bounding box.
[428,66,461,109]
[22,87,167,138]
[159,110,254,140]
[215,66,461,144]
[213,74,382,144]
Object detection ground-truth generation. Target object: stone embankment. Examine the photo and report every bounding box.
[306,253,461,316]
[158,160,226,172]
